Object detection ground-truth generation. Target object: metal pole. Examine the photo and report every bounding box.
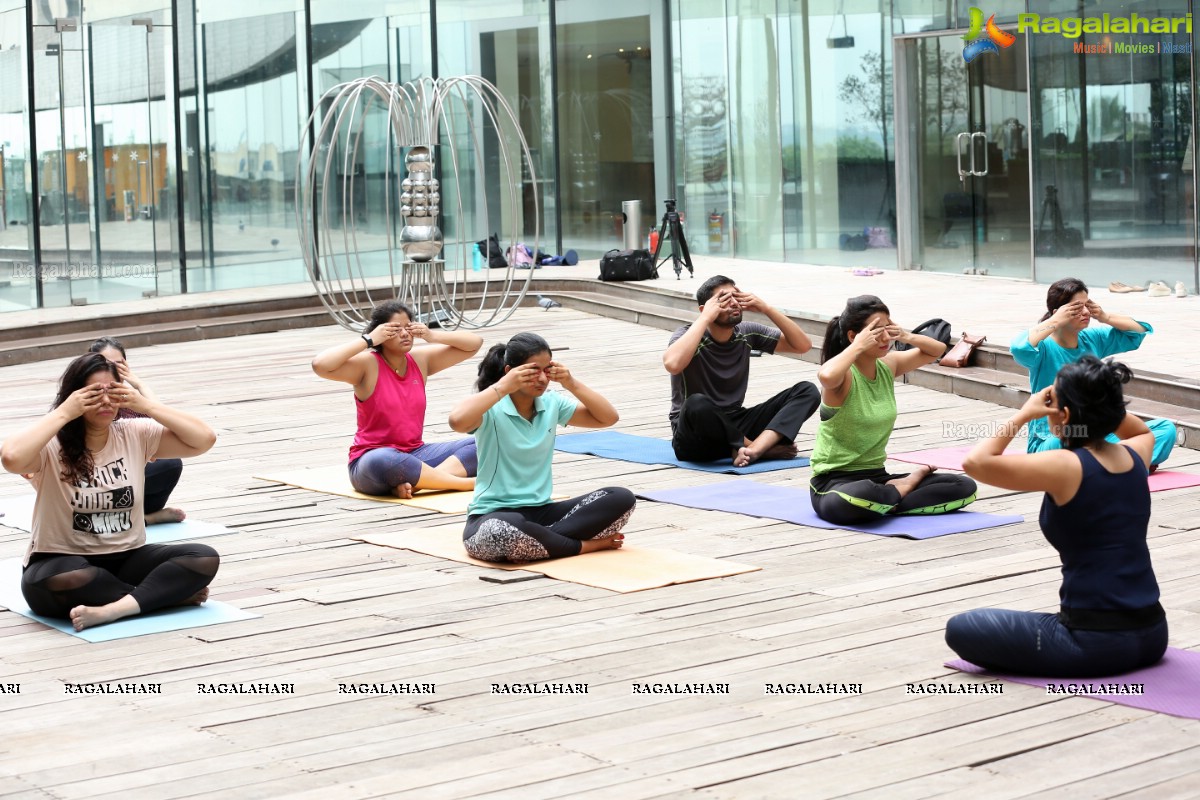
[56,18,76,285]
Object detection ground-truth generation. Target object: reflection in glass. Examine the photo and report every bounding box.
[558,2,653,257]
[1028,0,1194,289]
[0,5,34,310]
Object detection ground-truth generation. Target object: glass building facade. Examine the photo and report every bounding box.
[0,0,1196,312]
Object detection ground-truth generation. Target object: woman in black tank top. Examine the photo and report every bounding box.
[944,356,1167,677]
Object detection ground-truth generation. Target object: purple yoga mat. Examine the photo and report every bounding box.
[890,447,1200,494]
[636,479,1023,539]
[946,647,1200,720]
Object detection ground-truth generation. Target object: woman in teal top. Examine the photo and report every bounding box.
[1011,277,1175,468]
[448,332,636,562]
[810,295,977,525]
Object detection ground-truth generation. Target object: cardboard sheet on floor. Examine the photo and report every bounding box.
[889,446,1200,493]
[946,648,1200,720]
[554,430,810,474]
[0,494,236,542]
[255,465,476,513]
[637,479,1023,539]
[0,559,259,643]
[353,524,760,593]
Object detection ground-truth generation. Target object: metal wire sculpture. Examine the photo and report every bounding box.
[296,76,539,331]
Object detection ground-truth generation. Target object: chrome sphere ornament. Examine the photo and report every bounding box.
[297,76,540,330]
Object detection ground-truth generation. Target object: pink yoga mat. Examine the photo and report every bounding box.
[890,446,1200,493]
[945,647,1200,719]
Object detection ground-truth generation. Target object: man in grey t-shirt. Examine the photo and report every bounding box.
[663,275,820,466]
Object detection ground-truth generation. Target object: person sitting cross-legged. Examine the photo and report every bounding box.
[663,275,820,467]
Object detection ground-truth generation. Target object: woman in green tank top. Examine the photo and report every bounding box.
[809,295,977,525]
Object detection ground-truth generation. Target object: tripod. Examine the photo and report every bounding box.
[1038,185,1065,233]
[653,199,694,279]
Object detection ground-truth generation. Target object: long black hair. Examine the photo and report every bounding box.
[1040,277,1088,323]
[1055,355,1131,449]
[88,336,127,359]
[363,301,416,351]
[476,332,551,391]
[821,295,890,363]
[53,352,120,486]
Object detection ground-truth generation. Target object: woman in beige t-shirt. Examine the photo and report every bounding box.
[0,353,219,631]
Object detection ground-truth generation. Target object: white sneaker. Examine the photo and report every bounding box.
[1147,280,1172,297]
[1176,281,1188,298]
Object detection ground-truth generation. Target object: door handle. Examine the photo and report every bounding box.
[956,132,971,183]
[972,131,988,176]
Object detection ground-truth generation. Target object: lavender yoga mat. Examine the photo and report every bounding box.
[890,446,1200,493]
[554,431,809,474]
[946,648,1200,720]
[637,479,1022,539]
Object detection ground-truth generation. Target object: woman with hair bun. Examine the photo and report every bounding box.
[312,300,482,499]
[448,333,635,563]
[1012,277,1175,468]
[948,356,1167,676]
[0,353,219,631]
[809,295,977,524]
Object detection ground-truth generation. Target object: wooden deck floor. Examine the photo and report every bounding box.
[1,307,1198,799]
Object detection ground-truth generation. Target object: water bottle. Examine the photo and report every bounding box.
[472,243,483,272]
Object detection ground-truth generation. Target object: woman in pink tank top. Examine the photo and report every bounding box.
[312,301,482,498]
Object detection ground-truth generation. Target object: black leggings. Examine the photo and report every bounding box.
[810,468,977,526]
[21,543,219,618]
[463,487,636,562]
[144,459,183,515]
[671,382,820,462]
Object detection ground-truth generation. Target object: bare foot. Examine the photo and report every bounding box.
[734,442,798,467]
[145,507,186,525]
[392,482,415,499]
[886,465,934,499]
[69,595,141,631]
[181,587,209,606]
[580,535,624,553]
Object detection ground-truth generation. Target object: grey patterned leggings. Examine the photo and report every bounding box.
[463,487,636,562]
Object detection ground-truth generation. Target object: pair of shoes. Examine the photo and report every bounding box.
[1108,281,1145,293]
[1147,281,1172,297]
[1175,281,1188,298]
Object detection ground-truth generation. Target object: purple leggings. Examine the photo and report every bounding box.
[348,439,477,496]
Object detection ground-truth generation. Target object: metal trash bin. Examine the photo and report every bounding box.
[622,200,642,251]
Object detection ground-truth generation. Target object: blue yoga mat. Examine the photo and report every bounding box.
[637,479,1023,539]
[555,431,810,474]
[0,494,235,543]
[0,558,258,643]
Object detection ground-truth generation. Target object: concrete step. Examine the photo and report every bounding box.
[0,289,540,367]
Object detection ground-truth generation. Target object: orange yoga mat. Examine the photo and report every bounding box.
[254,465,475,514]
[353,524,760,593]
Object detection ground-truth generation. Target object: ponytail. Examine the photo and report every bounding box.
[475,332,551,391]
[476,343,509,390]
[821,318,846,363]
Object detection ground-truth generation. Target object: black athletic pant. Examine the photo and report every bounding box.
[671,381,821,462]
[810,468,977,526]
[144,458,183,515]
[463,487,636,562]
[21,543,219,618]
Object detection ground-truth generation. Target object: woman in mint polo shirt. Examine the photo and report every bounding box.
[448,333,636,562]
[810,295,977,525]
[1012,277,1175,469]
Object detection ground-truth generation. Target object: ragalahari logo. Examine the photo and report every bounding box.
[962,8,1016,63]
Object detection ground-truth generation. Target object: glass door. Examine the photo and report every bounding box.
[32,18,88,307]
[90,17,173,302]
[898,30,1031,278]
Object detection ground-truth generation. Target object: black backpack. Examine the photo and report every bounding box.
[475,233,509,269]
[894,318,952,352]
